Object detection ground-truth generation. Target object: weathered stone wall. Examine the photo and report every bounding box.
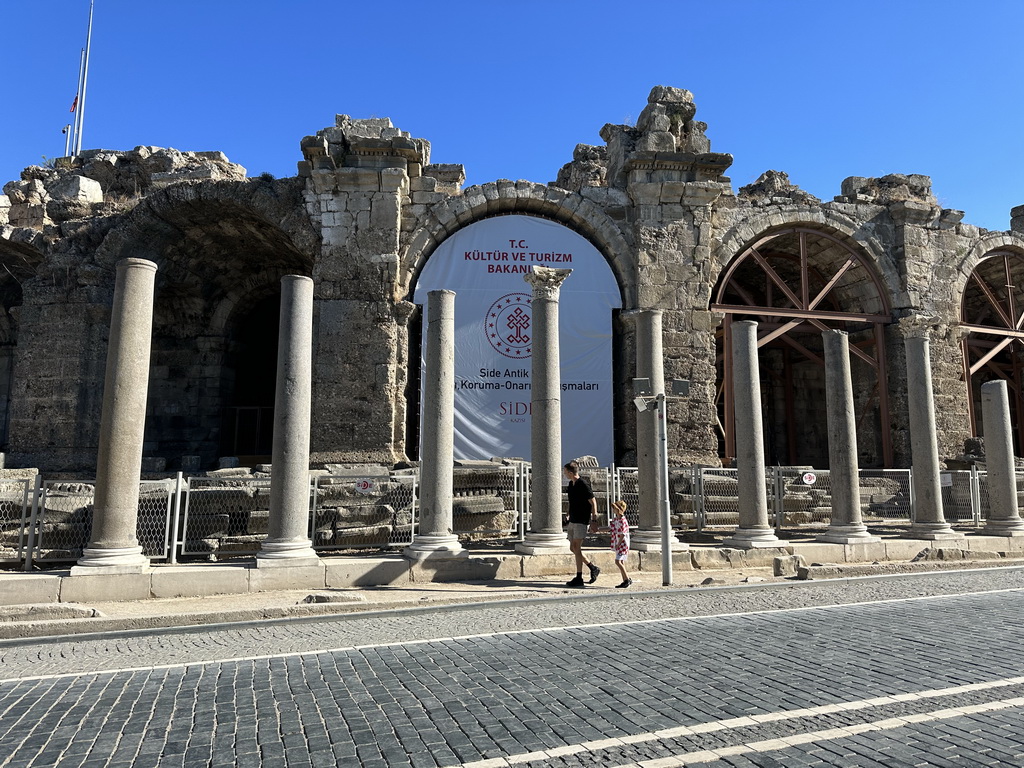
[1,86,1022,473]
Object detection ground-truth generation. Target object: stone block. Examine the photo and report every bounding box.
[884,538,931,561]
[963,535,1013,554]
[773,554,806,577]
[521,552,577,577]
[790,542,845,564]
[248,564,325,593]
[689,547,743,570]
[0,573,61,605]
[59,572,152,603]
[636,551,688,572]
[324,556,409,587]
[409,555,514,583]
[150,565,250,598]
[843,541,888,563]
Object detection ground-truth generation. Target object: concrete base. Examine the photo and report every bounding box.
[410,555,521,583]
[249,564,326,592]
[74,544,150,571]
[256,539,319,563]
[515,532,570,555]
[325,557,410,588]
[404,535,465,560]
[983,521,1024,537]
[0,573,61,606]
[722,528,787,549]
[817,524,881,545]
[60,572,151,603]
[905,522,963,541]
[151,565,250,599]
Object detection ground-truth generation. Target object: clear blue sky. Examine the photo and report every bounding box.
[2,0,1021,231]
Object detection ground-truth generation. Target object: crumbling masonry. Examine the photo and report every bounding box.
[2,86,1023,474]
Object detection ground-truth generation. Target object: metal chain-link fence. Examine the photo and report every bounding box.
[178,477,273,560]
[0,477,34,564]
[312,472,417,551]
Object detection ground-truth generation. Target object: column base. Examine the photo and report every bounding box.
[983,519,1024,537]
[631,529,690,551]
[404,534,465,560]
[722,527,787,549]
[905,522,962,541]
[73,544,150,573]
[817,524,881,545]
[515,532,570,555]
[256,538,320,566]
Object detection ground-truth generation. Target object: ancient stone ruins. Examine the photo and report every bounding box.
[3,85,1024,573]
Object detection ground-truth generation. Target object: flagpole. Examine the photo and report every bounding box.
[71,47,85,156]
[63,125,72,157]
[74,0,95,156]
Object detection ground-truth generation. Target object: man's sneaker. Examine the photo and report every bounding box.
[615,578,633,589]
[565,575,586,588]
[587,563,601,584]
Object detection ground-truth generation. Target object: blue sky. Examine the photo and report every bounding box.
[2,0,1022,231]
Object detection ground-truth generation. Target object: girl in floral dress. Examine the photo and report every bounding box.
[609,499,632,588]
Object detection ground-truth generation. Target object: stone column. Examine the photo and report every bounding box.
[904,330,959,540]
[632,309,684,551]
[74,258,158,572]
[258,275,319,565]
[819,330,878,544]
[722,321,785,549]
[405,290,463,559]
[516,266,572,555]
[981,380,1024,536]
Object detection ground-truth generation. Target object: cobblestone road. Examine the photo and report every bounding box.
[1,569,1023,767]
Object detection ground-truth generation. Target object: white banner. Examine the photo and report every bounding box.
[414,215,621,465]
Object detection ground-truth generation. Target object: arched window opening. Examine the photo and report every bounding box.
[960,249,1024,453]
[712,227,893,468]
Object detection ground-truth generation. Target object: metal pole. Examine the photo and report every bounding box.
[72,47,85,155]
[169,471,183,565]
[62,125,72,157]
[23,474,42,572]
[657,393,672,586]
[75,1,95,156]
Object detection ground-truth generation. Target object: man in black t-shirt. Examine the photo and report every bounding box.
[563,460,600,587]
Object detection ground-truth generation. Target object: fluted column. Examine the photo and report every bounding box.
[406,290,463,559]
[516,266,572,554]
[904,329,959,540]
[819,330,878,543]
[74,258,157,572]
[723,320,785,549]
[981,380,1024,536]
[258,275,319,565]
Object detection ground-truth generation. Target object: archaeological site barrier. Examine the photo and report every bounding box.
[2,464,1021,569]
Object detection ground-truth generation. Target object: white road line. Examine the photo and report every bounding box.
[0,586,1022,684]
[604,696,1024,767]
[455,678,1024,768]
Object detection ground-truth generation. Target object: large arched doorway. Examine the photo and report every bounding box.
[410,214,623,464]
[712,227,893,468]
[960,249,1024,452]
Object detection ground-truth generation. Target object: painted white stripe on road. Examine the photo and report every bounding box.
[456,679,1024,768]
[1,586,1022,684]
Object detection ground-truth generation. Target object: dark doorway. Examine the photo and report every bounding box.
[222,293,280,461]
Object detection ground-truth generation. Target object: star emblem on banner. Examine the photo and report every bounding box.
[485,293,533,358]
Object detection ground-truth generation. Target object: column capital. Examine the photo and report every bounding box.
[895,314,940,340]
[523,266,572,299]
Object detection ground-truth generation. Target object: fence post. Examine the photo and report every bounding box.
[694,467,705,533]
[970,464,982,527]
[23,474,42,572]
[908,467,917,524]
[168,472,183,565]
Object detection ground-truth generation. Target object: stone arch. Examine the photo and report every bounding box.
[398,181,635,307]
[958,239,1024,451]
[711,217,896,468]
[95,179,319,469]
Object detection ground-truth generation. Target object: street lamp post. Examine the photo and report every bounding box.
[635,378,690,586]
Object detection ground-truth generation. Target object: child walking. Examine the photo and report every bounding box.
[609,499,632,588]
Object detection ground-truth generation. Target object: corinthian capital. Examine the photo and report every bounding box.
[523,266,572,299]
